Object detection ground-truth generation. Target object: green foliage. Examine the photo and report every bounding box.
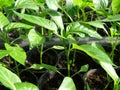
[0,0,14,9]
[112,0,120,14]
[28,29,45,49]
[58,77,76,90]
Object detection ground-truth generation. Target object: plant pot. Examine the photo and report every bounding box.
[38,69,84,90]
[26,48,59,66]
[20,70,38,85]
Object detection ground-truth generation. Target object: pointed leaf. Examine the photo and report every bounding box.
[46,0,58,10]
[14,11,57,31]
[67,22,102,39]
[47,9,64,30]
[0,12,9,29]
[15,82,39,90]
[0,65,21,90]
[31,64,58,72]
[5,43,26,65]
[102,15,120,22]
[28,29,45,49]
[59,77,76,90]
[5,22,33,32]
[100,61,119,82]
[52,45,65,50]
[72,43,114,65]
[0,50,9,59]
[15,0,39,10]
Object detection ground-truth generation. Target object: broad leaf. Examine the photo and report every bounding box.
[0,65,21,90]
[66,22,102,39]
[58,77,76,90]
[30,64,58,72]
[0,50,8,59]
[112,0,120,14]
[72,43,114,65]
[5,43,26,65]
[0,12,9,29]
[15,82,39,90]
[14,11,58,31]
[15,0,39,10]
[28,29,45,49]
[5,22,33,32]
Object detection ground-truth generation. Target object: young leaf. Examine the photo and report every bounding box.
[58,77,76,90]
[102,15,120,22]
[31,64,58,72]
[5,43,26,65]
[100,61,119,83]
[5,22,33,32]
[14,11,58,32]
[0,50,9,59]
[14,82,39,90]
[0,12,9,29]
[15,0,39,10]
[80,64,89,72]
[0,65,21,90]
[67,22,102,39]
[46,0,58,10]
[72,43,114,65]
[52,45,65,50]
[47,9,64,30]
[0,0,14,9]
[112,0,120,14]
[28,29,45,49]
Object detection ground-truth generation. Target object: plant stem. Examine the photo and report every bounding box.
[40,27,44,64]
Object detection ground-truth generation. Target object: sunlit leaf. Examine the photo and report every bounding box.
[67,22,102,39]
[5,22,33,32]
[46,0,58,10]
[28,29,45,49]
[5,43,26,65]
[72,43,114,65]
[102,15,120,22]
[30,64,58,72]
[52,45,65,50]
[15,82,39,90]
[14,11,58,32]
[112,0,120,14]
[58,77,76,90]
[15,0,39,10]
[0,0,14,9]
[0,12,9,29]
[0,50,8,59]
[0,65,21,90]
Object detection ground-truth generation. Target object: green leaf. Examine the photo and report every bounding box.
[102,15,120,22]
[67,22,102,39]
[5,43,26,65]
[52,45,65,50]
[0,65,21,90]
[67,34,77,44]
[80,64,89,72]
[112,0,120,14]
[86,21,105,29]
[5,22,33,32]
[0,0,14,8]
[31,64,58,72]
[47,9,64,30]
[15,0,39,10]
[0,12,9,29]
[58,77,76,90]
[14,11,57,31]
[0,50,8,59]
[72,43,114,65]
[46,0,58,10]
[15,82,39,90]
[92,0,109,10]
[99,61,119,83]
[28,29,45,49]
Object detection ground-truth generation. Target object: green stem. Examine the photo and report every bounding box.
[40,27,44,64]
